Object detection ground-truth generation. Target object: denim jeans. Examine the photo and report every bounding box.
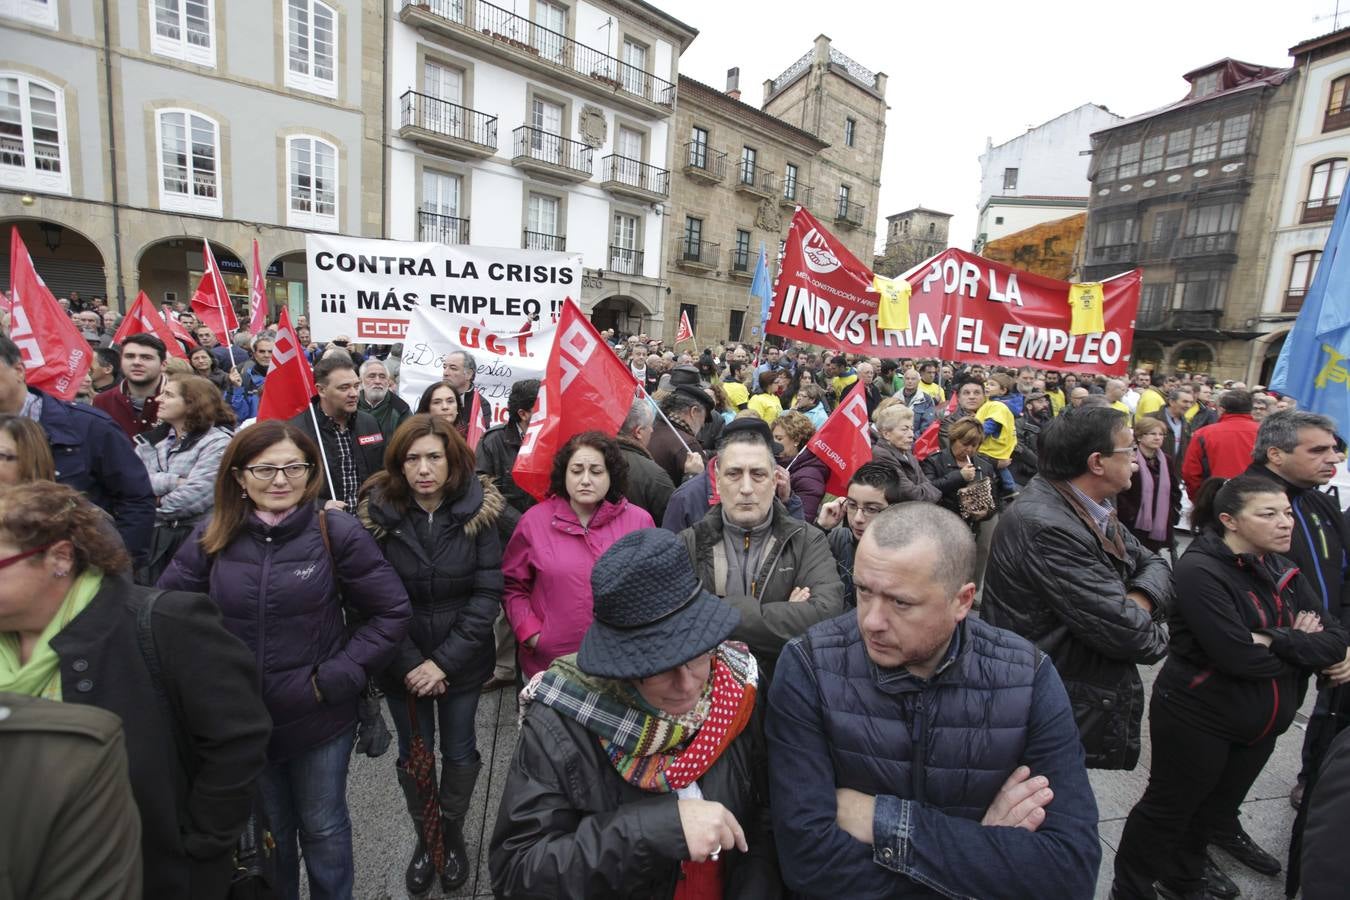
[258,725,356,900]
[386,687,481,767]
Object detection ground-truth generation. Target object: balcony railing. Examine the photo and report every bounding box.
[781,180,812,207]
[736,165,775,197]
[418,210,470,245]
[1174,232,1238,258]
[523,230,565,252]
[1284,289,1307,313]
[1139,309,1222,331]
[683,142,726,182]
[1089,243,1137,265]
[677,239,719,269]
[835,199,865,227]
[400,90,498,152]
[512,126,593,179]
[600,154,669,198]
[607,245,644,277]
[729,247,752,275]
[1301,198,1340,224]
[401,0,675,108]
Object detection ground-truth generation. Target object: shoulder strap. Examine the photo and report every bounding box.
[317,506,333,558]
[134,589,194,775]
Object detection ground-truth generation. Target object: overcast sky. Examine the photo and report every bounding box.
[671,0,1340,252]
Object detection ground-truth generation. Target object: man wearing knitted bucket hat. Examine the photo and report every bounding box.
[489,527,781,897]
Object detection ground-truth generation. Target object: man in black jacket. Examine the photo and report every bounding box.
[615,396,676,523]
[289,352,384,510]
[983,406,1173,771]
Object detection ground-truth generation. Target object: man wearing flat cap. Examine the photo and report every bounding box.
[490,528,781,898]
[650,384,714,487]
[679,419,845,679]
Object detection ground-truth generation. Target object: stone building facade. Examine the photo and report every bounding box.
[1082,58,1296,379]
[0,0,384,319]
[980,213,1086,281]
[663,35,887,346]
[875,207,952,276]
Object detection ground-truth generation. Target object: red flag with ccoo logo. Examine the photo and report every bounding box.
[114,291,189,359]
[257,307,317,421]
[512,299,638,501]
[805,381,874,497]
[7,227,91,400]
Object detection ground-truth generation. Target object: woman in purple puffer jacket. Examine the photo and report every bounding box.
[160,420,410,900]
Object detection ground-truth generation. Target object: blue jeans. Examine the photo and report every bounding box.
[258,725,356,900]
[387,688,481,767]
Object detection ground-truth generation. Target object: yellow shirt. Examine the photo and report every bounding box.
[1135,387,1166,419]
[722,381,749,410]
[1046,388,1065,415]
[1111,400,1133,421]
[1068,283,1106,335]
[1184,403,1202,422]
[831,373,859,402]
[918,380,946,406]
[747,392,782,425]
[977,400,1017,460]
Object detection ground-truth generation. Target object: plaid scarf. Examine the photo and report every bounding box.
[525,642,758,793]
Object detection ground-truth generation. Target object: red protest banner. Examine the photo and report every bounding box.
[8,227,91,400]
[512,299,638,501]
[114,291,189,359]
[257,307,317,421]
[768,208,1141,375]
[806,382,873,497]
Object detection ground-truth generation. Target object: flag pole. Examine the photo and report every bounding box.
[640,384,693,455]
[307,403,338,499]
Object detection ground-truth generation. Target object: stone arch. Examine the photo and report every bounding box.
[1168,340,1216,375]
[0,216,107,300]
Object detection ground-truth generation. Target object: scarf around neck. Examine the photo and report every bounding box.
[1134,452,1171,542]
[0,570,103,701]
[524,642,758,792]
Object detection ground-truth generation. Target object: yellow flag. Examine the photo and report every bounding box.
[1068,282,1106,336]
[874,274,912,332]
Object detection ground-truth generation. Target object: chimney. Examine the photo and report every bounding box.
[726,67,741,101]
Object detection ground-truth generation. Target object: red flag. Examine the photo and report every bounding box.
[675,308,694,344]
[913,392,960,462]
[257,307,317,421]
[248,239,268,334]
[114,291,188,359]
[465,390,486,450]
[7,227,91,400]
[805,382,873,497]
[160,307,199,352]
[191,241,238,344]
[512,299,638,501]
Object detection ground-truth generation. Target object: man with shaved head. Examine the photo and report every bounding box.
[767,503,1100,898]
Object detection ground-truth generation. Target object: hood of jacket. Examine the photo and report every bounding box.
[360,473,503,542]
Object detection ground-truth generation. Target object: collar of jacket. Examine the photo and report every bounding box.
[1047,480,1127,562]
[696,498,801,543]
[548,494,629,534]
[870,618,965,694]
[135,422,223,454]
[1189,528,1298,592]
[29,387,77,444]
[1245,461,1313,498]
[244,500,317,541]
[361,474,501,541]
[617,434,654,460]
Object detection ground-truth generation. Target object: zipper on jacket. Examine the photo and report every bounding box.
[910,692,927,804]
[754,530,794,600]
[1292,499,1331,612]
[1246,592,1269,629]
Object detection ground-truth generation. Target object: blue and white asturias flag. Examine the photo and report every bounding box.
[749,243,773,336]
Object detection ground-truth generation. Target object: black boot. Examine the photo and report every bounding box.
[396,766,437,897]
[438,761,481,891]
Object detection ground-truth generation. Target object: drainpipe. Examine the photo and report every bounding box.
[101,0,127,311]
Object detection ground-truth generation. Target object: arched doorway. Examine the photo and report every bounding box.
[589,294,651,336]
[136,238,245,319]
[1170,341,1215,375]
[1259,332,1288,386]
[266,251,311,326]
[0,218,107,302]
[1129,339,1165,372]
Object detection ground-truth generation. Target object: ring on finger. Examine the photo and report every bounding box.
[710,844,722,861]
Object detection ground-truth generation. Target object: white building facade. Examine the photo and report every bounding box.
[974,103,1123,250]
[387,0,696,333]
[1251,27,1350,383]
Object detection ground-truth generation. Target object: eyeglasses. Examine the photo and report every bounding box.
[0,540,56,571]
[843,499,888,517]
[239,463,314,481]
[1109,446,1138,458]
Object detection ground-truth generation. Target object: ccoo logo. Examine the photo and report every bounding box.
[800,227,841,274]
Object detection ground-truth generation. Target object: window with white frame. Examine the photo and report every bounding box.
[287,136,337,232]
[156,108,221,216]
[621,39,647,97]
[0,0,57,28]
[610,212,639,275]
[151,0,215,66]
[420,170,465,244]
[0,73,69,194]
[286,0,337,98]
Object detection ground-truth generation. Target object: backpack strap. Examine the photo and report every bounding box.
[133,589,194,775]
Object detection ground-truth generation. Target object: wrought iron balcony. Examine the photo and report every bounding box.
[523,230,565,252]
[607,245,645,277]
[399,90,498,159]
[1174,232,1238,259]
[729,247,752,279]
[835,199,865,228]
[735,164,775,199]
[600,154,669,202]
[780,180,812,208]
[1301,198,1340,224]
[683,142,725,184]
[676,239,719,271]
[1137,309,1222,332]
[418,210,470,245]
[1088,243,1137,265]
[399,0,675,114]
[511,126,593,182]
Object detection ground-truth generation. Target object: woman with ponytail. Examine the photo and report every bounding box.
[1112,475,1350,899]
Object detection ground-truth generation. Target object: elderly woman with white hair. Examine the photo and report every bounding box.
[871,402,941,503]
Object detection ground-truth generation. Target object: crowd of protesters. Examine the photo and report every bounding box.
[3,297,1350,900]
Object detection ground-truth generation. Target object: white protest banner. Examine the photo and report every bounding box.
[305,234,582,342]
[398,302,558,427]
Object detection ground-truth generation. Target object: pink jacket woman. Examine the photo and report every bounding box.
[503,495,653,678]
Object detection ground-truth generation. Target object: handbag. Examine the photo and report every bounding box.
[956,472,996,522]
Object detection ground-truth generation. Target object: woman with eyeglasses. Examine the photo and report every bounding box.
[159,420,411,900]
[0,481,271,898]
